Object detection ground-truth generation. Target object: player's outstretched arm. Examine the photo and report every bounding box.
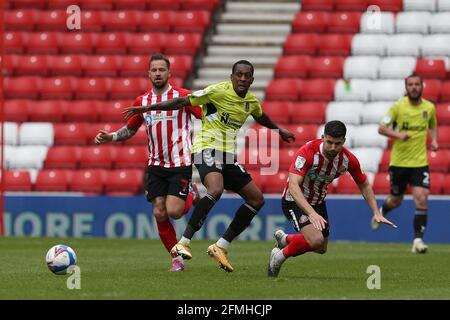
[123,96,192,121]
[253,112,295,143]
[94,125,137,144]
[357,180,397,228]
[289,173,327,231]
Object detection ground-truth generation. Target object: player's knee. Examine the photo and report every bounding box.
[153,206,167,221]
[207,187,224,201]
[306,235,325,250]
[247,194,265,210]
[388,196,402,208]
[167,208,184,220]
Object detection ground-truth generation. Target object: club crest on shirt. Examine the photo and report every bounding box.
[295,156,306,170]
[144,114,152,126]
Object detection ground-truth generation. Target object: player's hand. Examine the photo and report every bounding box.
[308,212,327,231]
[123,106,148,121]
[397,133,410,141]
[94,130,112,144]
[374,213,397,229]
[279,128,296,143]
[430,140,439,151]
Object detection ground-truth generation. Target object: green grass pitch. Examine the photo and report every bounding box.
[1,238,449,299]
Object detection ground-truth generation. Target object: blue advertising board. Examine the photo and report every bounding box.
[4,195,450,243]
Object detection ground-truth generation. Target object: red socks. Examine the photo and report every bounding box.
[282,234,313,258]
[156,220,177,253]
[182,192,193,215]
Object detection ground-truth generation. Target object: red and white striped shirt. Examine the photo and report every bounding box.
[127,84,202,168]
[282,139,367,205]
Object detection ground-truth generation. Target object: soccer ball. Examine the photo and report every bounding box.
[46,244,77,275]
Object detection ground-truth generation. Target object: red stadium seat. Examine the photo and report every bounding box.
[281,124,319,147]
[48,54,84,77]
[2,55,17,76]
[98,100,132,122]
[318,34,353,56]
[168,55,193,79]
[301,0,334,11]
[430,173,444,194]
[335,173,361,194]
[35,10,67,31]
[292,12,329,33]
[40,76,74,100]
[274,56,311,78]
[373,172,391,194]
[34,169,71,192]
[85,123,122,145]
[415,59,446,80]
[104,169,144,195]
[140,11,174,33]
[335,0,368,11]
[44,146,81,169]
[262,101,291,123]
[27,32,59,54]
[437,126,450,148]
[443,175,450,194]
[238,148,259,170]
[428,150,450,173]
[327,12,361,33]
[440,82,450,102]
[79,146,116,169]
[290,102,327,124]
[28,100,67,122]
[301,79,336,101]
[265,79,302,101]
[114,146,148,169]
[5,10,36,31]
[83,55,119,77]
[80,11,104,32]
[422,79,442,103]
[11,0,46,9]
[119,55,148,77]
[436,103,450,125]
[4,76,40,99]
[14,54,48,76]
[149,0,181,10]
[173,11,211,34]
[379,149,391,172]
[53,123,89,145]
[164,33,201,56]
[278,148,297,170]
[70,169,106,194]
[309,57,344,78]
[64,100,101,122]
[264,172,289,194]
[115,0,147,10]
[47,0,75,9]
[127,33,164,55]
[4,99,30,122]
[4,170,32,191]
[79,0,113,10]
[181,0,219,11]
[369,0,402,12]
[74,77,110,100]
[59,32,95,54]
[283,34,318,55]
[4,32,26,54]
[109,78,148,100]
[102,10,141,32]
[96,32,127,55]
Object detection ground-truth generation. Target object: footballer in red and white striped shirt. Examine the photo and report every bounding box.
[94,54,201,272]
[268,121,397,278]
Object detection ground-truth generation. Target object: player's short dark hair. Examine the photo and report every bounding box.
[405,73,422,85]
[324,120,346,138]
[149,53,170,70]
[232,60,254,76]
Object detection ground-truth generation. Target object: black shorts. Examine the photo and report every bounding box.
[281,199,330,238]
[389,166,430,196]
[192,149,252,193]
[145,165,192,202]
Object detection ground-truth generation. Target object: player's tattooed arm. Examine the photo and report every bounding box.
[94,125,137,144]
[123,97,191,120]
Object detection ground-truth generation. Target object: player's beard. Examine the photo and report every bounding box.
[152,78,168,90]
[407,89,422,102]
